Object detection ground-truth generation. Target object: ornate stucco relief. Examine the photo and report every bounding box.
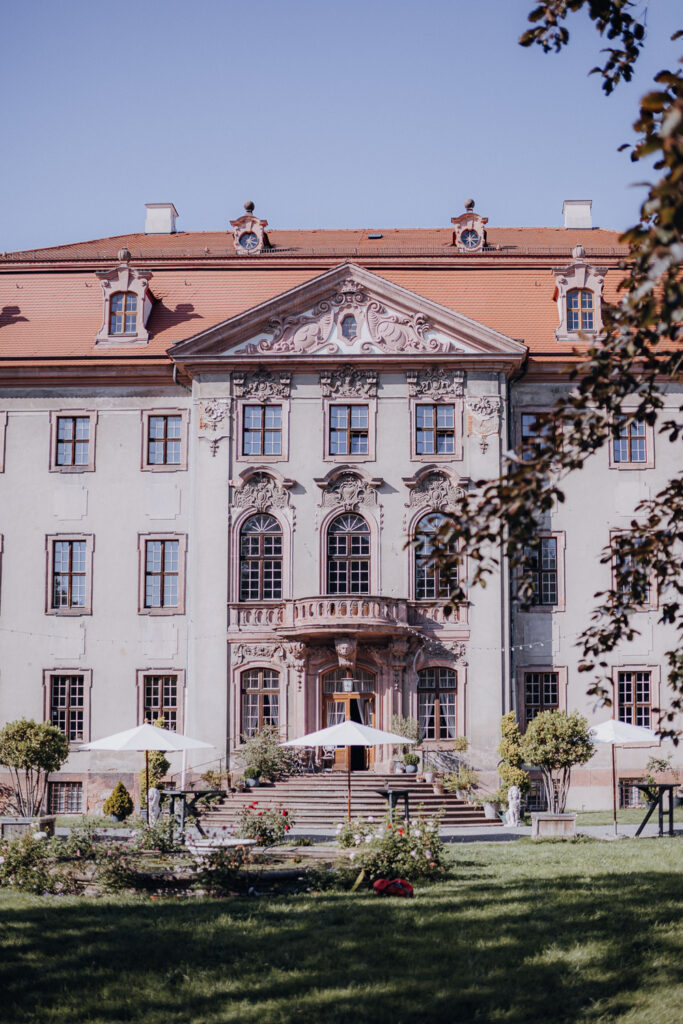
[231,472,291,512]
[284,641,308,690]
[466,395,501,453]
[320,472,379,512]
[232,641,287,665]
[553,244,607,341]
[233,368,291,399]
[406,368,464,399]
[420,638,468,666]
[320,365,377,398]
[406,472,465,512]
[198,398,231,457]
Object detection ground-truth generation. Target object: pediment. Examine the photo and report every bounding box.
[169,263,526,370]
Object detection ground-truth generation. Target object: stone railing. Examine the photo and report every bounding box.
[228,603,285,630]
[407,602,468,628]
[229,597,466,634]
[290,596,409,629]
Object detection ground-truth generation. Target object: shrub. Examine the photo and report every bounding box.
[403,752,420,767]
[93,841,138,893]
[200,769,226,789]
[241,727,297,781]
[192,844,252,896]
[53,819,98,861]
[236,803,293,846]
[335,816,378,848]
[0,719,69,816]
[443,766,478,795]
[520,710,595,813]
[103,782,134,820]
[344,814,443,883]
[243,765,260,781]
[133,816,181,853]
[453,736,469,753]
[391,715,421,756]
[497,711,530,795]
[0,831,56,894]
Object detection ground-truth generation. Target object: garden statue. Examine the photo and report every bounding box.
[505,785,521,826]
[147,786,161,824]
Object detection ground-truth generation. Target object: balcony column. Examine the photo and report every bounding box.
[283,641,307,739]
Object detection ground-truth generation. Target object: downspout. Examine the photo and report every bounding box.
[499,371,513,718]
[175,358,193,788]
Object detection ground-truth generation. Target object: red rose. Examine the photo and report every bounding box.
[285,825,290,831]
[258,811,263,816]
[282,810,287,816]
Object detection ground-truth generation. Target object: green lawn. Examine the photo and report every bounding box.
[1,839,681,1024]
[573,807,683,827]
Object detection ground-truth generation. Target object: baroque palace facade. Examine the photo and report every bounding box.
[0,200,679,812]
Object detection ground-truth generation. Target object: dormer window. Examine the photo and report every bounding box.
[109,292,138,335]
[566,289,594,332]
[341,315,357,340]
[95,249,153,346]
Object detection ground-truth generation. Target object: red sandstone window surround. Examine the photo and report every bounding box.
[326,513,371,595]
[49,411,97,473]
[418,667,457,740]
[141,410,188,471]
[109,291,138,335]
[609,416,654,470]
[241,668,280,737]
[43,669,92,743]
[138,534,187,615]
[242,405,282,457]
[45,534,94,615]
[617,670,652,728]
[48,781,83,814]
[136,669,185,731]
[239,514,283,601]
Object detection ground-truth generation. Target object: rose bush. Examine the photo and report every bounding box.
[335,816,377,849]
[236,802,294,846]
[340,813,444,882]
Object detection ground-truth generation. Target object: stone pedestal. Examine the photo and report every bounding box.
[531,812,577,839]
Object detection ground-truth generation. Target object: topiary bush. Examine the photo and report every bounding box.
[103,782,134,820]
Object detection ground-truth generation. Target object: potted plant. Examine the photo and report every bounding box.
[424,766,434,785]
[403,752,420,774]
[243,766,260,788]
[103,781,134,822]
[391,714,421,773]
[444,766,478,800]
[520,710,594,838]
[0,719,69,837]
[432,773,445,795]
[241,726,297,783]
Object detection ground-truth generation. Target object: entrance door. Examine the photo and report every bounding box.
[322,667,376,771]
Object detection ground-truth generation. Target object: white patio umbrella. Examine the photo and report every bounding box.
[80,724,213,824]
[282,721,416,821]
[589,719,658,835]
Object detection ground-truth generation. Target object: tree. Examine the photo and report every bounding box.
[497,711,530,794]
[431,2,682,739]
[0,719,69,816]
[520,710,595,813]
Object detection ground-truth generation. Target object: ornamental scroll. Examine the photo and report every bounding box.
[319,472,379,512]
[233,368,291,399]
[466,396,501,453]
[407,368,464,399]
[320,365,377,398]
[198,398,231,457]
[231,472,290,512]
[232,642,287,665]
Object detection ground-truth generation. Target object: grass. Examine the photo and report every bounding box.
[573,807,683,827]
[1,838,681,1024]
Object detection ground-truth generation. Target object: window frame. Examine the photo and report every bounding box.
[49,411,97,473]
[522,532,566,612]
[240,667,281,739]
[409,398,463,462]
[325,512,372,596]
[138,534,187,616]
[48,780,83,814]
[517,666,568,728]
[609,530,657,611]
[611,666,661,739]
[565,288,595,332]
[0,410,7,472]
[141,409,189,472]
[235,398,290,463]
[136,669,186,732]
[323,398,377,463]
[45,534,94,616]
[413,512,460,603]
[518,409,558,462]
[608,415,655,470]
[417,666,458,741]
[43,669,92,744]
[239,513,284,602]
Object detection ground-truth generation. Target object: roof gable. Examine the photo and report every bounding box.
[169,264,527,370]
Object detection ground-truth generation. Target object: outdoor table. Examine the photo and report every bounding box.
[633,783,675,837]
[374,788,410,823]
[162,789,226,839]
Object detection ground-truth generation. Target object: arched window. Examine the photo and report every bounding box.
[566,289,594,331]
[341,315,357,340]
[241,668,279,737]
[414,512,457,601]
[109,291,138,335]
[239,514,283,600]
[418,667,457,739]
[327,513,370,594]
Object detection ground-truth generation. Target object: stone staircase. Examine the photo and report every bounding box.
[199,773,502,831]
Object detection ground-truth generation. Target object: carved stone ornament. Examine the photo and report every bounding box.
[233,642,286,665]
[232,472,289,511]
[241,278,454,355]
[466,396,501,454]
[407,368,464,399]
[230,201,269,256]
[407,472,465,512]
[320,365,377,398]
[334,636,357,670]
[553,251,607,341]
[284,641,308,691]
[321,472,378,511]
[233,368,291,399]
[422,638,468,665]
[199,399,230,432]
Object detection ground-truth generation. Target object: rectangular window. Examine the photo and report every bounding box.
[241,669,280,738]
[148,415,182,465]
[416,405,455,455]
[52,540,87,609]
[529,537,557,606]
[613,419,647,465]
[618,670,651,728]
[329,405,369,456]
[48,781,83,814]
[50,673,85,741]
[56,416,90,467]
[143,673,180,731]
[611,533,653,608]
[520,412,555,461]
[418,668,457,740]
[145,539,179,608]
[524,671,559,726]
[619,778,648,809]
[243,405,282,456]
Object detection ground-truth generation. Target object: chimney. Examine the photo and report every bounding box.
[144,203,179,234]
[562,200,592,229]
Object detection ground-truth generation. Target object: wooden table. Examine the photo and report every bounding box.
[633,783,676,837]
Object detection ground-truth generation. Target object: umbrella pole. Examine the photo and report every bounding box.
[611,744,617,836]
[145,749,150,827]
[347,748,351,822]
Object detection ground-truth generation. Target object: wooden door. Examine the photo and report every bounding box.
[322,693,375,770]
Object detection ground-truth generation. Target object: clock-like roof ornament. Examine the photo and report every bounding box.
[451,199,488,253]
[230,201,270,255]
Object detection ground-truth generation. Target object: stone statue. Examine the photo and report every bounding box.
[147,787,161,824]
[505,785,521,827]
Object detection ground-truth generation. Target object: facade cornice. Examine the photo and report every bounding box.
[0,361,175,389]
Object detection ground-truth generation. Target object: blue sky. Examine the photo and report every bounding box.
[1,0,680,251]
